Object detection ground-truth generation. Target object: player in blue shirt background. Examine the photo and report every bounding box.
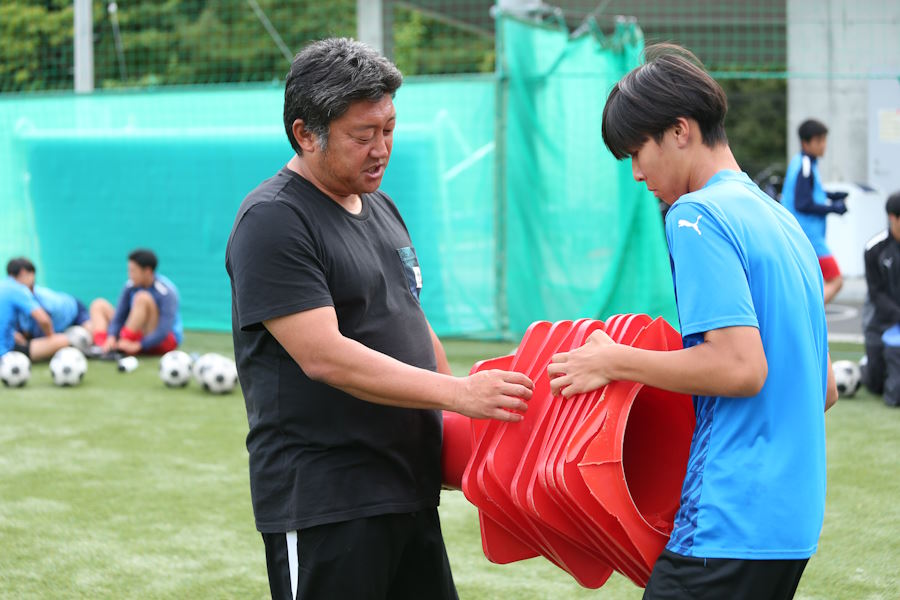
[7,257,95,339]
[90,248,183,356]
[548,44,838,600]
[781,119,849,304]
[1,264,70,361]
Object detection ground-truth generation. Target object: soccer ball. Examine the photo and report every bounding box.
[49,347,88,387]
[201,356,238,394]
[0,351,32,387]
[159,350,193,387]
[65,325,93,354]
[192,353,220,387]
[833,359,861,398]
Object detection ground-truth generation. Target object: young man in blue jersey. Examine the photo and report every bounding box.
[1,265,70,361]
[548,44,838,599]
[781,119,849,304]
[91,248,183,356]
[7,257,95,338]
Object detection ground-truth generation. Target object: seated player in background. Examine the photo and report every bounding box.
[90,248,183,356]
[861,190,900,407]
[781,118,849,304]
[6,257,95,339]
[1,262,70,361]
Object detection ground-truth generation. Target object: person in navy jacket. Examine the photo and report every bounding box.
[91,248,183,356]
[781,119,849,304]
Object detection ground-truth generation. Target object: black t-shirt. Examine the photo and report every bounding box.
[225,167,441,533]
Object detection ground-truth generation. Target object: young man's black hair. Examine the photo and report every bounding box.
[6,257,36,277]
[886,190,900,216]
[601,43,728,160]
[127,249,158,271]
[798,119,828,142]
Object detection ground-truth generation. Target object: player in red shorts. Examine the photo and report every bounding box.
[781,119,848,303]
[90,249,182,356]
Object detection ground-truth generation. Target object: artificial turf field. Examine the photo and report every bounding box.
[0,334,897,599]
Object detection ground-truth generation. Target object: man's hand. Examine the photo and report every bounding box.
[116,339,141,355]
[547,329,617,397]
[13,331,27,346]
[452,370,533,422]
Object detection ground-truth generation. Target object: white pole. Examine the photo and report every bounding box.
[73,0,94,92]
[357,0,384,53]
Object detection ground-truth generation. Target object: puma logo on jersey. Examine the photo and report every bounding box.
[677,215,703,236]
[883,257,894,269]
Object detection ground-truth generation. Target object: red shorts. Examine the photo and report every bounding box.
[818,255,841,282]
[119,327,178,355]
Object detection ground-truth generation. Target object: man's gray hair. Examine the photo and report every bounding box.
[283,37,403,155]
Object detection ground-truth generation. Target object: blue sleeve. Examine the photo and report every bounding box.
[16,312,41,339]
[108,285,132,338]
[141,281,178,349]
[13,285,40,316]
[666,202,759,336]
[11,286,41,337]
[793,162,832,216]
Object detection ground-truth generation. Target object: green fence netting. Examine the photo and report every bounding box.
[0,14,677,338]
[500,15,676,333]
[0,80,501,335]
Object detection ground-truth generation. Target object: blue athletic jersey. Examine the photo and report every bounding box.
[664,170,829,559]
[1,277,40,354]
[781,152,830,257]
[17,286,81,337]
[108,274,183,349]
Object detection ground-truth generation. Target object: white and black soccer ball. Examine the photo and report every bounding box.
[0,351,32,387]
[192,353,220,387]
[49,347,88,387]
[64,325,93,354]
[833,359,861,398]
[159,350,193,387]
[201,356,238,394]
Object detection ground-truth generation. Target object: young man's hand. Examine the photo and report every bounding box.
[830,199,847,215]
[547,329,618,397]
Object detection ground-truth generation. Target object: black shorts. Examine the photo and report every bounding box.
[261,508,457,600]
[73,299,91,326]
[643,549,809,600]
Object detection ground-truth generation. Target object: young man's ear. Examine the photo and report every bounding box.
[672,117,692,148]
[292,119,319,154]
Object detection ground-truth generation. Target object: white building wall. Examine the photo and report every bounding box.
[787,0,900,184]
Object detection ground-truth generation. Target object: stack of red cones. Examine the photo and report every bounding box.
[441,315,695,588]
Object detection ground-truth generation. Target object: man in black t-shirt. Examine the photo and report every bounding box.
[862,190,900,406]
[225,38,534,600]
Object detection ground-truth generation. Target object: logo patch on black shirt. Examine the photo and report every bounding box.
[397,246,422,300]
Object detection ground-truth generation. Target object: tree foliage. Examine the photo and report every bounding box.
[0,0,497,93]
[1,0,359,92]
[721,77,788,181]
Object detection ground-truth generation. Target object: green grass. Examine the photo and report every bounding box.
[0,334,898,599]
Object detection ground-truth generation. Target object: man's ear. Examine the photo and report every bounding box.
[292,119,318,154]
